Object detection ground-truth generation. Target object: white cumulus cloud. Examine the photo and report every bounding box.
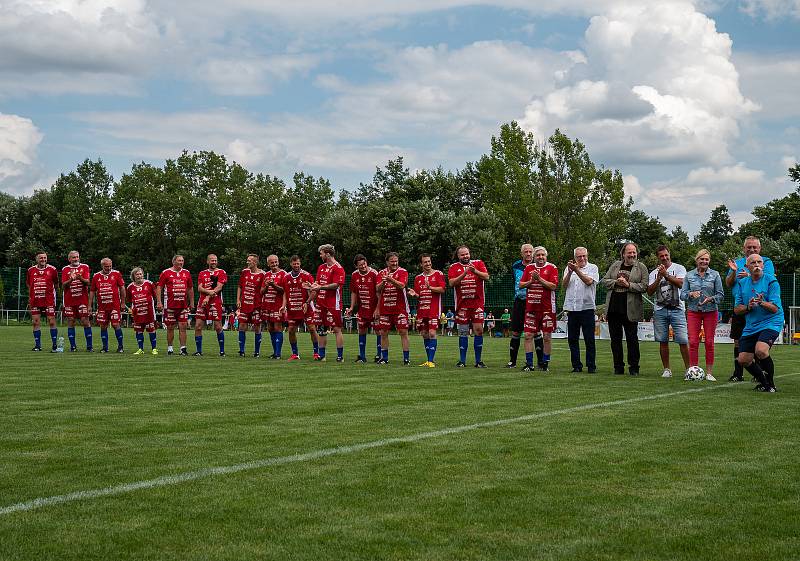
[0,112,44,193]
[521,0,758,167]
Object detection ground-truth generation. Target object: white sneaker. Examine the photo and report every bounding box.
[705,373,717,382]
[661,369,672,378]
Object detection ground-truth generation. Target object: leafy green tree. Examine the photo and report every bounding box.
[623,209,667,268]
[697,204,733,248]
[666,226,696,269]
[479,123,628,269]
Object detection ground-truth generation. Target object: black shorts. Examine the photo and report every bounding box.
[739,329,779,354]
[511,298,526,334]
[730,313,746,340]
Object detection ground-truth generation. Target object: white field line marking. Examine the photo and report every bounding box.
[2,374,795,516]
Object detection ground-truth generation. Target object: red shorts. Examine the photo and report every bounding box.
[133,320,157,331]
[357,310,375,330]
[63,304,89,319]
[261,309,286,324]
[375,312,410,331]
[96,308,121,325]
[195,300,223,321]
[30,305,56,318]
[416,316,439,331]
[163,307,189,326]
[314,305,342,328]
[238,309,261,325]
[524,310,556,334]
[456,307,484,325]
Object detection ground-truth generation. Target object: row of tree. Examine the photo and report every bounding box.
[0,122,798,277]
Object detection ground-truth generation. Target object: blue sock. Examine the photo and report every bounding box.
[337,346,343,359]
[195,335,202,354]
[313,340,319,354]
[270,331,277,354]
[114,328,124,349]
[474,335,483,364]
[217,331,225,353]
[319,346,326,359]
[50,328,58,348]
[526,352,534,366]
[101,329,109,351]
[136,332,145,349]
[68,327,76,349]
[424,340,431,362]
[430,339,438,362]
[459,336,468,363]
[149,331,157,349]
[291,341,298,355]
[84,326,93,349]
[254,333,262,354]
[376,335,382,356]
[382,348,389,361]
[403,350,409,362]
[358,334,367,359]
[33,329,41,348]
[238,331,246,354]
[543,353,550,363]
[276,332,284,357]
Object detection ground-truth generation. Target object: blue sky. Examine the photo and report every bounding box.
[1,0,798,234]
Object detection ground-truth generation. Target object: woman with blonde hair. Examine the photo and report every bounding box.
[680,249,724,381]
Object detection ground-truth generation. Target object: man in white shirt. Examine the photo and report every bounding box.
[647,245,689,378]
[562,247,599,373]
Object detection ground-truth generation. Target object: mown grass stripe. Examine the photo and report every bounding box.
[2,374,794,516]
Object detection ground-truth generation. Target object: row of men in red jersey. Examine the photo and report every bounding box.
[27,243,535,367]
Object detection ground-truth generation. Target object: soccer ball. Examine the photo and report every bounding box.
[684,366,706,381]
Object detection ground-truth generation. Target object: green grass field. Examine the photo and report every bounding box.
[1,326,798,561]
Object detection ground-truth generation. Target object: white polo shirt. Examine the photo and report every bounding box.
[562,263,599,312]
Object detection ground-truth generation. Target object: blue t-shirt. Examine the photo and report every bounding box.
[733,273,784,336]
[512,259,527,301]
[732,255,774,279]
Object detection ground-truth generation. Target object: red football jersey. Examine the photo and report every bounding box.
[448,260,488,310]
[196,268,227,307]
[377,267,409,315]
[91,270,125,310]
[351,268,379,317]
[238,268,266,313]
[126,280,156,323]
[281,269,314,314]
[414,270,446,319]
[521,262,559,313]
[157,267,193,309]
[261,269,287,312]
[315,262,345,310]
[27,264,58,307]
[61,264,91,307]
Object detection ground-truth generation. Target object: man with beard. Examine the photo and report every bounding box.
[374,252,410,365]
[448,245,490,368]
[346,254,380,364]
[261,255,287,359]
[280,255,319,360]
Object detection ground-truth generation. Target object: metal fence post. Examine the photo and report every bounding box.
[17,267,21,322]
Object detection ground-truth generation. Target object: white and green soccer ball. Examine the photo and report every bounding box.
[684,366,706,381]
